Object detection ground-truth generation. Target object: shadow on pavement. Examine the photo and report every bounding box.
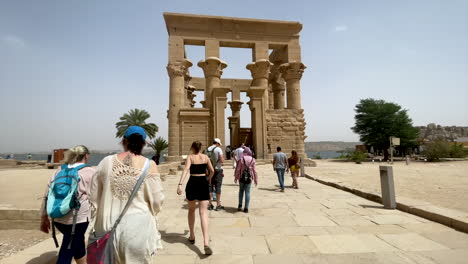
[159,230,209,259]
[359,204,386,209]
[25,251,57,264]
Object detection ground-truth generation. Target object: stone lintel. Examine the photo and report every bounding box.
[179,108,210,118]
[190,78,252,92]
[247,86,267,98]
[164,12,302,41]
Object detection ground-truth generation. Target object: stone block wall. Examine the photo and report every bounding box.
[265,109,307,157]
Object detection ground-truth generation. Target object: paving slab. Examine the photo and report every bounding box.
[4,164,468,263]
[265,235,319,254]
[309,234,397,254]
[377,233,449,251]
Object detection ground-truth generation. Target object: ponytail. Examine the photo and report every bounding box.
[63,145,89,164]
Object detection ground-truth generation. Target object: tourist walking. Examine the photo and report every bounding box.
[232,143,245,169]
[177,141,214,255]
[225,145,232,160]
[89,126,164,264]
[272,146,288,192]
[206,138,225,211]
[287,150,301,189]
[234,147,257,213]
[40,145,95,264]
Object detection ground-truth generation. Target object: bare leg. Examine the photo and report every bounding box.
[75,256,86,264]
[292,171,298,188]
[216,193,222,207]
[199,200,210,246]
[187,200,197,240]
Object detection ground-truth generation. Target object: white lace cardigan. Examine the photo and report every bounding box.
[89,155,164,264]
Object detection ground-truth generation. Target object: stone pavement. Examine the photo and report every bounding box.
[2,164,468,263]
[154,164,468,264]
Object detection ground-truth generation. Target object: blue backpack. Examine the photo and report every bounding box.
[46,164,87,248]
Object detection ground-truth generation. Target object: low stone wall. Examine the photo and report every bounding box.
[0,159,18,167]
[0,209,40,230]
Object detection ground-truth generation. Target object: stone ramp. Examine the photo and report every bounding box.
[3,164,468,263]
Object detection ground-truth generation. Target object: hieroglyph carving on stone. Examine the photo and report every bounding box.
[279,61,306,81]
[197,57,227,78]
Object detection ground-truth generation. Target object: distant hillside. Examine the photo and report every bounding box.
[305,141,360,152]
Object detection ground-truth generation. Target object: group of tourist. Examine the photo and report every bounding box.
[39,125,302,263]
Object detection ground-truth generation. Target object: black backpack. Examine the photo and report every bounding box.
[240,157,253,184]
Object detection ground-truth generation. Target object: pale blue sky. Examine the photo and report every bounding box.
[1,0,467,153]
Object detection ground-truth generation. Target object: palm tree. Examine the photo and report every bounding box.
[115,109,158,139]
[147,137,169,165]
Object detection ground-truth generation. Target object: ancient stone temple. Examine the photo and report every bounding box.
[164,13,307,160]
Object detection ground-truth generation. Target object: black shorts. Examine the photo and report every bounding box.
[185,176,210,201]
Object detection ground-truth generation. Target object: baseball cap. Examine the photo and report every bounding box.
[214,138,222,145]
[124,126,147,140]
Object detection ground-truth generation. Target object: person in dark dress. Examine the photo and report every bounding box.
[176,141,214,255]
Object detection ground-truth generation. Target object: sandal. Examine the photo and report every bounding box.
[204,245,213,255]
[188,237,195,244]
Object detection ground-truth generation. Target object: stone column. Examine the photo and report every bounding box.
[247,87,267,159]
[186,85,196,108]
[269,62,286,109]
[246,59,272,110]
[279,62,306,110]
[246,59,272,159]
[228,101,243,147]
[166,59,192,159]
[197,57,227,109]
[212,87,230,146]
[183,73,192,107]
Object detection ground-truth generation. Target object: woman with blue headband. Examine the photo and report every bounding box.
[89,126,165,264]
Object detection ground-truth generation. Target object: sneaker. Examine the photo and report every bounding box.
[208,204,214,210]
[215,205,224,211]
[243,208,249,213]
[280,189,285,192]
[237,206,242,212]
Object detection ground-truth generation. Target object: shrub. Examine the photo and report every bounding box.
[350,151,366,164]
[422,140,450,161]
[312,154,322,159]
[450,143,466,158]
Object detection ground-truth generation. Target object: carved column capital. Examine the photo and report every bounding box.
[228,100,243,113]
[246,59,273,80]
[167,59,193,78]
[279,61,306,81]
[197,57,227,78]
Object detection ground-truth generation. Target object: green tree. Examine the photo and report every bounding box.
[351,99,419,160]
[147,137,169,165]
[115,109,159,139]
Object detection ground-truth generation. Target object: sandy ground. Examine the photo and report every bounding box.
[0,168,53,209]
[306,160,468,213]
[0,230,50,260]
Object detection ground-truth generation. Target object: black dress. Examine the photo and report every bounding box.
[185,163,210,201]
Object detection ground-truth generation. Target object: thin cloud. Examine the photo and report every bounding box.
[2,35,26,48]
[334,25,348,32]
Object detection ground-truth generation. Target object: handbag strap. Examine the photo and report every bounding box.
[111,158,150,231]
